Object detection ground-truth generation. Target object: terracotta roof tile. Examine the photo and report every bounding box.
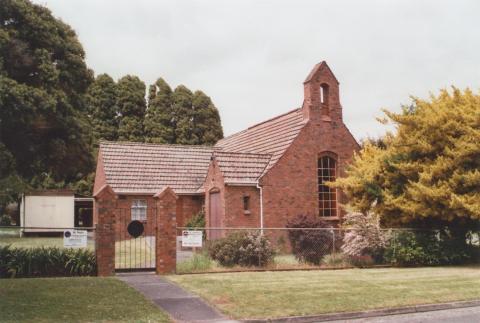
[100,141,215,194]
[99,108,306,193]
[213,151,272,185]
[215,108,306,172]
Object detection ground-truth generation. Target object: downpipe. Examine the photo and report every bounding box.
[256,183,264,234]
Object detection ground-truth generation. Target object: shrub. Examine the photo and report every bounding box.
[384,230,479,266]
[208,231,275,267]
[0,245,96,278]
[0,214,12,226]
[341,212,389,263]
[321,253,350,268]
[185,211,206,229]
[286,214,335,265]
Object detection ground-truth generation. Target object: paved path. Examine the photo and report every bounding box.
[117,272,237,323]
[330,305,480,323]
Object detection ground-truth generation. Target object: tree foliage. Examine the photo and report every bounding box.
[192,90,223,145]
[0,0,224,209]
[0,0,94,203]
[144,78,174,143]
[86,73,118,142]
[117,75,146,142]
[335,88,480,229]
[145,81,223,145]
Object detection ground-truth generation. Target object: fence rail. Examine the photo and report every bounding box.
[175,227,480,274]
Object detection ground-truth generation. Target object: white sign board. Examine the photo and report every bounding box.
[64,230,88,248]
[182,230,203,247]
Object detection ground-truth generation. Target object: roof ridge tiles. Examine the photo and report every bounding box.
[216,108,301,144]
[214,150,273,158]
[245,107,301,130]
[100,140,218,150]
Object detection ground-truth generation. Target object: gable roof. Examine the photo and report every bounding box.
[99,108,307,194]
[213,151,272,185]
[99,141,215,195]
[214,108,307,172]
[304,61,339,84]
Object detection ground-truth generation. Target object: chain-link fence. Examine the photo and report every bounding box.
[175,227,480,274]
[0,226,96,250]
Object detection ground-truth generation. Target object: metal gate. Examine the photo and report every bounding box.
[115,207,157,272]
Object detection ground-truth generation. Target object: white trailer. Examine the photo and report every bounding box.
[20,190,75,233]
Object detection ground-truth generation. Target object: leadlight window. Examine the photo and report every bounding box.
[318,156,337,217]
[131,200,147,221]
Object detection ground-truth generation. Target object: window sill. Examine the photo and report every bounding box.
[320,216,340,221]
[243,210,251,215]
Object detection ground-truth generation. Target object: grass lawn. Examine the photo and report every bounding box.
[0,228,95,249]
[169,266,480,319]
[115,236,155,269]
[0,277,170,323]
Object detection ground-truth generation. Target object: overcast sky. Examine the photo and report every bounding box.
[34,0,480,140]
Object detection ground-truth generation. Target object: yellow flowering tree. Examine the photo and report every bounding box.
[336,88,480,230]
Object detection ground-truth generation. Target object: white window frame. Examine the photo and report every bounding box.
[131,199,147,221]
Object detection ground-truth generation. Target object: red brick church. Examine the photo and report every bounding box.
[93,61,359,230]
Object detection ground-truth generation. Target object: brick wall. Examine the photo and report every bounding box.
[260,63,359,228]
[224,186,261,228]
[177,195,204,227]
[114,195,157,237]
[94,185,117,276]
[154,188,177,274]
[96,193,202,237]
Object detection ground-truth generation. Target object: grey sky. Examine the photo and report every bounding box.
[34,0,480,140]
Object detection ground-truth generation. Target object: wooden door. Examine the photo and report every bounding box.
[209,191,221,239]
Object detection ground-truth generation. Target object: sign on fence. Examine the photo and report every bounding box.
[64,230,88,248]
[182,230,203,247]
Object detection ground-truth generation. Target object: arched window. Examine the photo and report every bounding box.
[320,83,329,105]
[318,155,337,217]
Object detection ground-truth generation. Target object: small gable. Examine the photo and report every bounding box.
[214,108,306,173]
[213,151,272,185]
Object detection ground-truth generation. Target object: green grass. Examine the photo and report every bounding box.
[0,228,94,249]
[169,266,480,319]
[0,277,170,323]
[115,236,155,269]
[177,253,214,274]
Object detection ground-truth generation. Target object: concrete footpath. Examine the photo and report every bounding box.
[117,272,238,323]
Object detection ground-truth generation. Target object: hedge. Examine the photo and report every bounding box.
[0,245,96,278]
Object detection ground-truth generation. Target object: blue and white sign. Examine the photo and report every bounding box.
[64,230,88,248]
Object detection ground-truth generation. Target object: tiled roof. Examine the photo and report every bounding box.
[100,141,215,194]
[213,151,272,185]
[99,108,307,194]
[214,108,307,172]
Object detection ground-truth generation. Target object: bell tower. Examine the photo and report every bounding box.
[302,61,342,122]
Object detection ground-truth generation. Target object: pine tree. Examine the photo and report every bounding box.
[117,75,146,142]
[192,90,224,145]
[144,78,175,143]
[87,74,118,142]
[172,85,197,145]
[335,88,480,230]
